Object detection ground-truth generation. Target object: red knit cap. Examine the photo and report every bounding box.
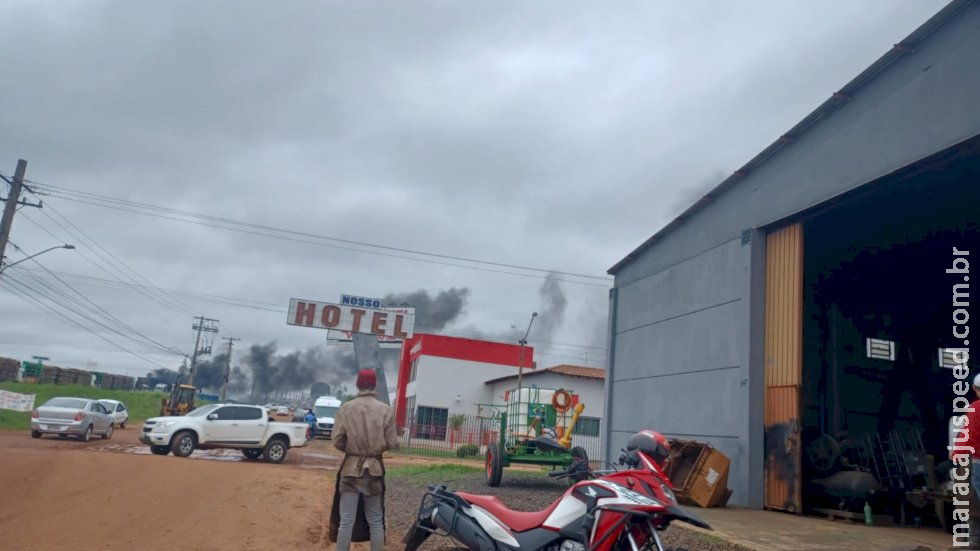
[356,369,376,390]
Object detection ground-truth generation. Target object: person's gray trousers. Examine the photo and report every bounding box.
[335,475,385,551]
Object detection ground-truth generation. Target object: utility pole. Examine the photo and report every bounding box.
[220,336,240,402]
[1,160,43,273]
[187,315,219,387]
[514,312,538,406]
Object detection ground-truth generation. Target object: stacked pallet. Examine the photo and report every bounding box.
[102,374,134,391]
[38,365,62,385]
[0,357,21,381]
[59,368,93,386]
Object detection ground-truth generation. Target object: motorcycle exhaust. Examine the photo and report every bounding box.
[431,501,498,550]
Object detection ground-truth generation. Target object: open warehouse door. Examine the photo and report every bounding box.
[793,134,979,528]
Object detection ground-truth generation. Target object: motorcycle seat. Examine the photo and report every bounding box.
[457,492,561,533]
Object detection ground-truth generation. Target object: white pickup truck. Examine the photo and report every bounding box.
[139,403,308,463]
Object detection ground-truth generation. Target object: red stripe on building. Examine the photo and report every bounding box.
[395,333,533,430]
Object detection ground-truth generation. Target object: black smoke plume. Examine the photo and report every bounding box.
[241,342,362,400]
[218,288,473,400]
[188,353,247,395]
[382,287,469,332]
[533,273,567,343]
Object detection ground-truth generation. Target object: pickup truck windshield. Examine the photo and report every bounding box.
[314,406,338,418]
[186,404,220,417]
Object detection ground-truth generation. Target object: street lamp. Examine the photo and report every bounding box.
[0,244,75,276]
[514,312,537,404]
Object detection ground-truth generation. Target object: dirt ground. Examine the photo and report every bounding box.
[0,424,743,551]
[0,428,373,550]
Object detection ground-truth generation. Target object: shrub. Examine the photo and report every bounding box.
[456,444,479,458]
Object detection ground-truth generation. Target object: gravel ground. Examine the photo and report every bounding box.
[385,467,752,551]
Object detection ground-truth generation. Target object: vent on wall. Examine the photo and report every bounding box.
[939,348,967,369]
[866,338,897,361]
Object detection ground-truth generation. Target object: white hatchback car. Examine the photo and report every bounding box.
[98,399,130,429]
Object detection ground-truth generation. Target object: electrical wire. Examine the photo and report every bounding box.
[14,266,608,363]
[40,202,200,315]
[0,276,173,369]
[28,182,613,286]
[5,245,185,356]
[19,209,199,317]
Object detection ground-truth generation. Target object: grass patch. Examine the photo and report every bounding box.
[388,463,483,483]
[0,382,168,431]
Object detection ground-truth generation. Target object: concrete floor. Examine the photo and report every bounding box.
[683,506,956,551]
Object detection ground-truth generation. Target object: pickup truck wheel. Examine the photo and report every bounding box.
[242,449,262,460]
[263,438,288,464]
[150,445,171,455]
[171,431,196,457]
[31,430,41,439]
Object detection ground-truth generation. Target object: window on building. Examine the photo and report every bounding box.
[415,406,448,440]
[409,358,419,383]
[572,416,600,438]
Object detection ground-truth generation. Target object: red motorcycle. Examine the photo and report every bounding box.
[403,430,710,551]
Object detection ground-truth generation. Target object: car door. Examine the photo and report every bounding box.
[116,403,128,425]
[234,406,267,445]
[203,406,240,443]
[90,402,111,433]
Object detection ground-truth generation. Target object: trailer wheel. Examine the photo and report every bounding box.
[486,443,504,487]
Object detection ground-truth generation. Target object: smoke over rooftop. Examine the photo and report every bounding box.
[533,273,567,344]
[382,287,469,333]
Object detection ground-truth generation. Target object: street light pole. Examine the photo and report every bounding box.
[0,244,75,277]
[514,312,537,405]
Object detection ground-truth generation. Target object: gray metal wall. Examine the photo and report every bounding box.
[605,3,980,508]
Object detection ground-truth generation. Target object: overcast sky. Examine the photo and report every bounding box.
[0,1,950,392]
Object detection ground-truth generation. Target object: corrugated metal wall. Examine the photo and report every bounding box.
[763,223,803,512]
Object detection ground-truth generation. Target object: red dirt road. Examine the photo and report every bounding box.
[0,429,384,550]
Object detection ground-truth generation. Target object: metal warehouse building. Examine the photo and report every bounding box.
[603,0,980,517]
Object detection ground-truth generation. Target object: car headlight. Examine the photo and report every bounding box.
[155,421,177,429]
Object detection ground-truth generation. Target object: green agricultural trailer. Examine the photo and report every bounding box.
[483,387,590,486]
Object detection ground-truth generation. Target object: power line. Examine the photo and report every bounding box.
[0,275,173,369]
[40,201,200,315]
[6,245,185,356]
[21,208,199,316]
[15,265,608,357]
[29,182,613,286]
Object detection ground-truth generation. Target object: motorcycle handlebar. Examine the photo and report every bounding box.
[548,469,572,478]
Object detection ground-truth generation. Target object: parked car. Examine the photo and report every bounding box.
[98,399,130,428]
[31,397,114,441]
[139,403,309,462]
[275,405,289,415]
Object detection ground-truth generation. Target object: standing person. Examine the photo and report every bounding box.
[329,369,397,551]
[960,373,980,550]
[303,409,317,441]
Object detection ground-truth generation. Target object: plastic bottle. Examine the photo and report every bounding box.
[864,502,873,526]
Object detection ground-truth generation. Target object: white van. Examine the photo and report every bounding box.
[312,396,342,439]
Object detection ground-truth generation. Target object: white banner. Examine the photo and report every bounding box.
[0,390,36,412]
